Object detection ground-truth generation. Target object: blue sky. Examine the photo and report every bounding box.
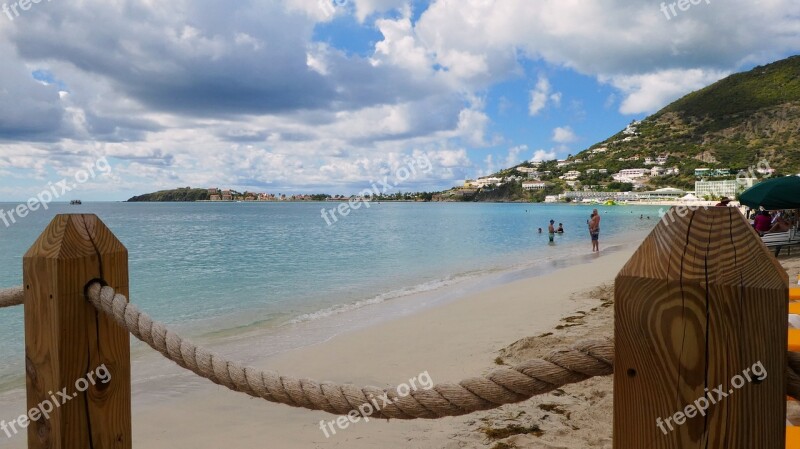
[0,0,798,200]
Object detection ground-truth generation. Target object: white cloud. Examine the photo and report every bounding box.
[372,14,432,76]
[412,0,799,113]
[285,0,348,21]
[603,69,730,114]
[552,126,578,144]
[528,76,563,116]
[481,154,495,177]
[529,75,560,116]
[426,148,471,168]
[550,92,562,107]
[504,144,528,168]
[455,107,491,147]
[353,0,409,23]
[531,149,557,162]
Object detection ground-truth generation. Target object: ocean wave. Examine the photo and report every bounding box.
[283,271,488,326]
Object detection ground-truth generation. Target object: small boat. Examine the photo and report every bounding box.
[70,200,82,205]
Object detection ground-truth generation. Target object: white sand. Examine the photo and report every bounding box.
[127,247,635,449]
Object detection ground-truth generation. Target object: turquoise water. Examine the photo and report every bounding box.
[0,201,661,389]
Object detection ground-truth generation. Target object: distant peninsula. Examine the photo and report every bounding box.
[127,187,210,202]
[127,187,338,202]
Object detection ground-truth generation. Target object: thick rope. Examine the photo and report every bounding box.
[3,282,799,417]
[85,283,800,418]
[86,283,613,419]
[0,286,24,308]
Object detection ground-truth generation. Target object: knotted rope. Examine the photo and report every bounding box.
[86,283,613,419]
[0,286,23,309]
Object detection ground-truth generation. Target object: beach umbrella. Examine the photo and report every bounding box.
[739,175,800,210]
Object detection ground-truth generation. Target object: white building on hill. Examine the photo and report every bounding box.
[522,181,547,191]
[695,179,757,199]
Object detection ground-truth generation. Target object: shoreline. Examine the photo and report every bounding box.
[0,203,661,392]
[0,229,646,394]
[0,231,648,448]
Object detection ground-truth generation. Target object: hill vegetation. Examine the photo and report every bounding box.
[580,55,800,181]
[127,187,209,202]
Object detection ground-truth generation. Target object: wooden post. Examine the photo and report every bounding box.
[614,206,788,448]
[23,214,131,449]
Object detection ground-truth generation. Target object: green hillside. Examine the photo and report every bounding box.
[127,187,209,202]
[661,55,800,120]
[578,55,800,185]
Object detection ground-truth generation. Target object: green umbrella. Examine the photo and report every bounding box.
[739,175,800,210]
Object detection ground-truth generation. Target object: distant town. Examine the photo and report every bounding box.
[201,188,434,203]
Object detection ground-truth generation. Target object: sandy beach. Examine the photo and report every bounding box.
[127,247,633,449]
[2,235,799,448]
[129,247,800,449]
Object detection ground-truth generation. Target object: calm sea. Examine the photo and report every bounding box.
[0,201,661,390]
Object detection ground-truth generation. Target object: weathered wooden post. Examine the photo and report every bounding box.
[23,214,131,448]
[614,206,788,448]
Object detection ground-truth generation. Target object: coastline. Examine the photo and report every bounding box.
[0,202,662,393]
[0,231,647,449]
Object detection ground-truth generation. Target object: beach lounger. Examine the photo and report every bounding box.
[762,230,798,256]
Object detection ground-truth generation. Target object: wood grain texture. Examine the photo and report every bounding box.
[614,207,788,449]
[23,214,131,449]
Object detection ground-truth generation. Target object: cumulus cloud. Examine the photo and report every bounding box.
[528,75,563,116]
[602,69,730,114]
[552,126,578,144]
[504,145,528,168]
[353,0,409,23]
[411,0,800,112]
[531,149,557,162]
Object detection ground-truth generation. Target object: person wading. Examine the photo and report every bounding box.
[588,209,600,252]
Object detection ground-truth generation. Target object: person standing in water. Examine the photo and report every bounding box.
[548,220,556,243]
[588,209,600,252]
